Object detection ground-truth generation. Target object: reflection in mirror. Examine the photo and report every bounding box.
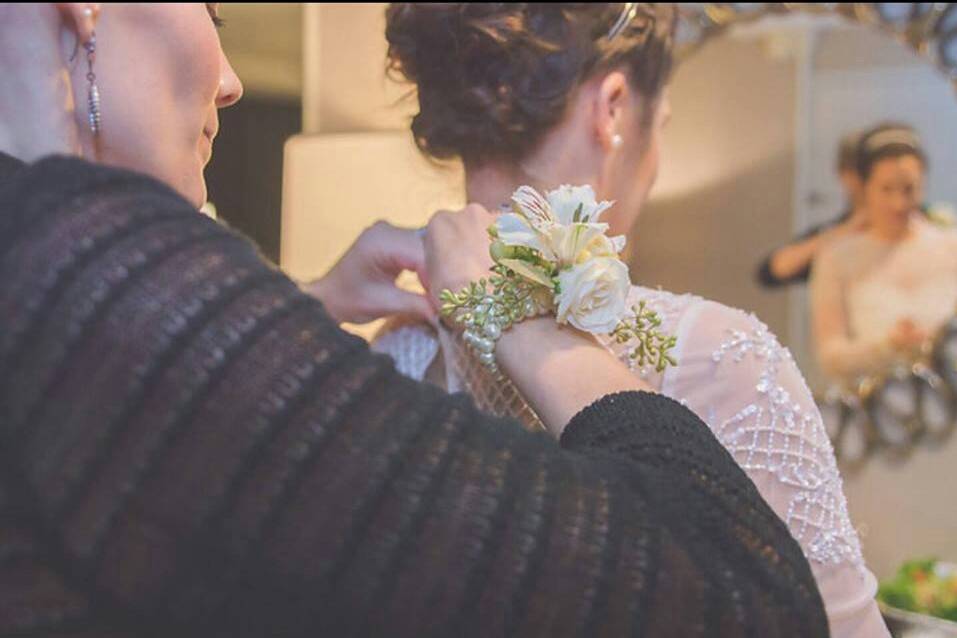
[633,4,957,605]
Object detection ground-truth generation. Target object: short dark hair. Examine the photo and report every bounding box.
[837,130,863,174]
[385,3,677,166]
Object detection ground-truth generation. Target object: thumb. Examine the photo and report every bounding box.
[376,224,426,275]
[375,287,437,324]
[378,226,432,298]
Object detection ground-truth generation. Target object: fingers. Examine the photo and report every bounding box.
[368,287,436,324]
[421,203,499,296]
[358,204,498,320]
[463,202,498,227]
[376,221,429,282]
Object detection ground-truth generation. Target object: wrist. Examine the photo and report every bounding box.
[302,275,345,323]
[494,317,651,438]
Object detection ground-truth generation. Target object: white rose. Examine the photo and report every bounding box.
[555,257,630,334]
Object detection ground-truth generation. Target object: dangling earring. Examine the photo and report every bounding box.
[611,134,624,149]
[83,19,101,136]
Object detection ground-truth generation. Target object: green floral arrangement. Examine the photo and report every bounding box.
[878,558,957,623]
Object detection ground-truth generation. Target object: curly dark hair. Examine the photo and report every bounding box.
[385,3,677,166]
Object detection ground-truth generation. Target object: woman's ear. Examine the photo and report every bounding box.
[593,70,629,152]
[56,3,100,46]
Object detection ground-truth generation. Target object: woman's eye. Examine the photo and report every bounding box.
[207,4,225,28]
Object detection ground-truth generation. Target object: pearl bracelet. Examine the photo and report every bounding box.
[461,295,544,379]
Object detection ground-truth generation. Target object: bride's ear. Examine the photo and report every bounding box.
[594,70,629,152]
[56,3,100,49]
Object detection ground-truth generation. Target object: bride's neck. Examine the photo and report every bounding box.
[465,163,530,210]
[465,153,596,210]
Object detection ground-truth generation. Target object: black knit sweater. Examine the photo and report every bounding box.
[0,155,828,637]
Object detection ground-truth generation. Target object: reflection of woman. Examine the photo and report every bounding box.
[378,4,887,635]
[756,131,868,288]
[811,124,957,386]
[0,4,830,636]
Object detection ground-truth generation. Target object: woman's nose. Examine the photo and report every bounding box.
[216,52,244,109]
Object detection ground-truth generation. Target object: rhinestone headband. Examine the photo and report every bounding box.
[863,128,921,152]
[607,2,640,40]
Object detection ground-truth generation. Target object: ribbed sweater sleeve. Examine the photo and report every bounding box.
[0,156,827,637]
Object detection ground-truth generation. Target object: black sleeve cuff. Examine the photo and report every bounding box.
[560,391,712,454]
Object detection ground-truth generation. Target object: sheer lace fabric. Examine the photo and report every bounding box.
[810,218,957,384]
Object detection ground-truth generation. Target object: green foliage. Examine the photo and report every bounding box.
[612,301,678,373]
[441,264,539,330]
[878,558,957,623]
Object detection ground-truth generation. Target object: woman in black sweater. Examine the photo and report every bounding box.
[0,4,827,636]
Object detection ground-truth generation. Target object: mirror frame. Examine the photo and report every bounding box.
[676,4,957,91]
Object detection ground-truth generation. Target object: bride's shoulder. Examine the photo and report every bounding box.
[631,285,783,359]
[628,285,704,331]
[630,285,766,333]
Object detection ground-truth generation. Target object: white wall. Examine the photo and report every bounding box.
[219,3,303,100]
[303,2,413,133]
[632,32,798,340]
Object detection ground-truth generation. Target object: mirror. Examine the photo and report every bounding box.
[630,3,957,587]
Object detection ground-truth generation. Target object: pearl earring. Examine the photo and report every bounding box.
[611,134,624,149]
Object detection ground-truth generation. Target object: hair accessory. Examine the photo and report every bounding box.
[608,3,640,40]
[863,129,920,152]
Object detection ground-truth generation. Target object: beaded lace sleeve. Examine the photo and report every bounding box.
[661,299,888,637]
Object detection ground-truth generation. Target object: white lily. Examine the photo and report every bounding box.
[498,185,625,266]
[546,184,614,224]
[546,223,627,267]
[510,185,556,233]
[494,212,553,258]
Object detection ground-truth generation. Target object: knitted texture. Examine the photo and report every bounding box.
[0,155,827,637]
